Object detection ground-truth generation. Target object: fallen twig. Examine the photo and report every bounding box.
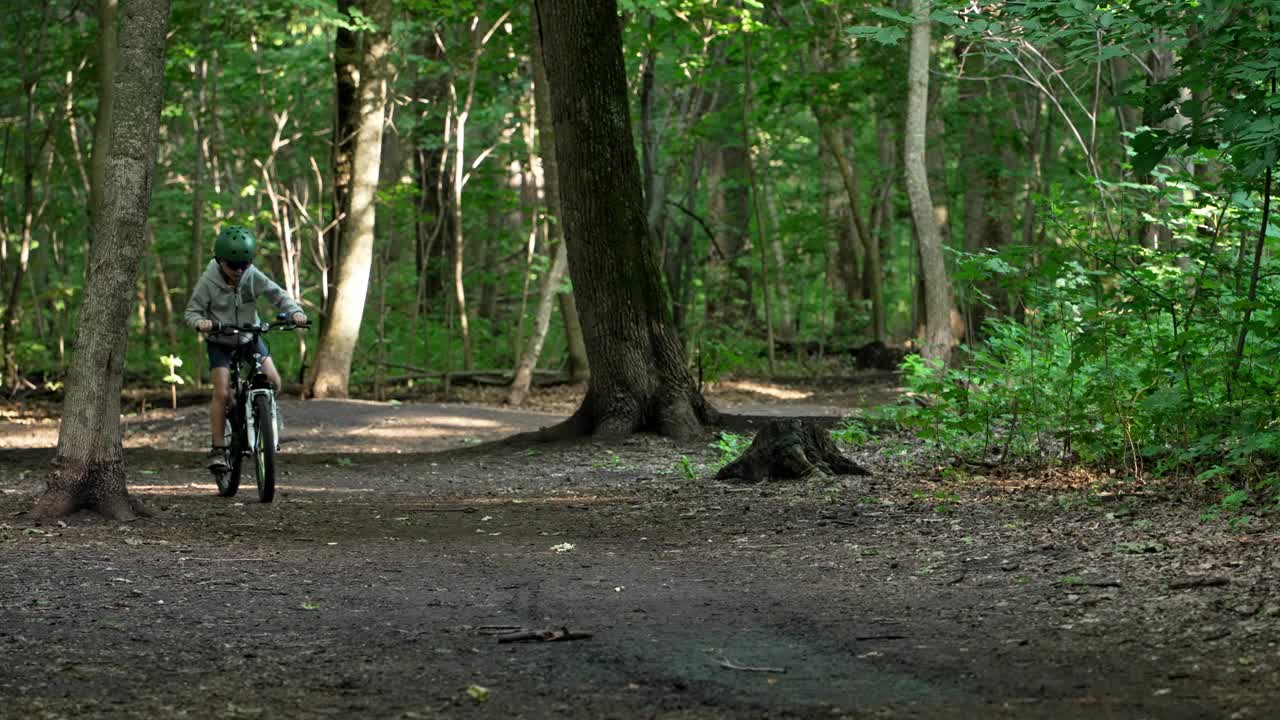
[496,627,593,643]
[718,656,786,674]
[1076,579,1122,588]
[821,518,859,526]
[1169,576,1230,590]
[476,625,524,635]
[855,634,908,641]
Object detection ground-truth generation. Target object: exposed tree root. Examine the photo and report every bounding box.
[29,459,152,522]
[504,388,721,444]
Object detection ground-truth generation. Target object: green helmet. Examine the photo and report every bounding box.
[214,225,256,262]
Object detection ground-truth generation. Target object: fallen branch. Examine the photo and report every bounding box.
[1076,579,1122,588]
[496,627,593,643]
[718,656,786,673]
[476,625,524,635]
[1169,576,1230,590]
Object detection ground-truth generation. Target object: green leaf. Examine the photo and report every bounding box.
[869,6,916,24]
[848,25,907,46]
[466,685,490,702]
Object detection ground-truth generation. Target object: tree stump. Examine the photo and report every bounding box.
[715,419,870,483]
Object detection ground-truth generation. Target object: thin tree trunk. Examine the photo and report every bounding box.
[528,0,587,384]
[639,19,668,253]
[307,0,391,398]
[904,0,954,364]
[147,223,176,346]
[740,24,776,372]
[1228,71,1276,395]
[509,240,567,406]
[816,118,871,330]
[32,0,170,521]
[865,109,893,343]
[325,0,360,321]
[183,59,207,307]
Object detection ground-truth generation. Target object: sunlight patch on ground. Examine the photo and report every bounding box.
[0,423,58,448]
[130,482,378,495]
[715,380,814,400]
[336,494,635,508]
[348,424,515,441]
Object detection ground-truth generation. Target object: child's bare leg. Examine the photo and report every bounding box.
[210,367,230,446]
[260,357,282,391]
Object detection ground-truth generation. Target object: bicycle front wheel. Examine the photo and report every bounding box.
[253,394,277,503]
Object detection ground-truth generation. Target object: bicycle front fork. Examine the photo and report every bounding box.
[244,389,279,452]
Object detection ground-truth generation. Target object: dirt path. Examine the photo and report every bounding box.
[1,377,1276,718]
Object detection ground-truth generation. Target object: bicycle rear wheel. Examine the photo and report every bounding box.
[253,394,277,503]
[214,416,243,497]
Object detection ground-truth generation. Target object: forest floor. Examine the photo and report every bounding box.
[1,372,1277,719]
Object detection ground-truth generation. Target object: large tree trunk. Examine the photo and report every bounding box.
[904,0,954,365]
[532,0,716,439]
[89,0,117,233]
[31,0,170,521]
[307,0,391,398]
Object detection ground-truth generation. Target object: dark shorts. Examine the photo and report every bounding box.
[207,338,270,370]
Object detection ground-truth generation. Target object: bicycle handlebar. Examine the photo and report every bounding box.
[207,319,308,337]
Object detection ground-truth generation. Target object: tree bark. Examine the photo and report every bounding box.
[532,0,716,439]
[31,0,170,521]
[904,0,954,364]
[307,0,391,398]
[89,0,117,231]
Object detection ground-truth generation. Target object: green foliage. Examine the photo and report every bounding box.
[675,455,700,480]
[830,418,871,448]
[911,487,959,514]
[894,170,1280,513]
[710,431,749,469]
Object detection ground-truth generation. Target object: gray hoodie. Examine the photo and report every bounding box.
[183,260,303,346]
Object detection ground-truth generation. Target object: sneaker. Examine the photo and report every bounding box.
[206,447,229,472]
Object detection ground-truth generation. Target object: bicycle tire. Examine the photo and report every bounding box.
[215,416,242,497]
[253,394,277,503]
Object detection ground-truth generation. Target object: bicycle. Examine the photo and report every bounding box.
[206,313,306,503]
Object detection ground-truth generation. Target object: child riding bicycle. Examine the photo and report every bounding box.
[183,225,308,471]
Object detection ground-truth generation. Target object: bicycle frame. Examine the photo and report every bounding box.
[225,343,279,455]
